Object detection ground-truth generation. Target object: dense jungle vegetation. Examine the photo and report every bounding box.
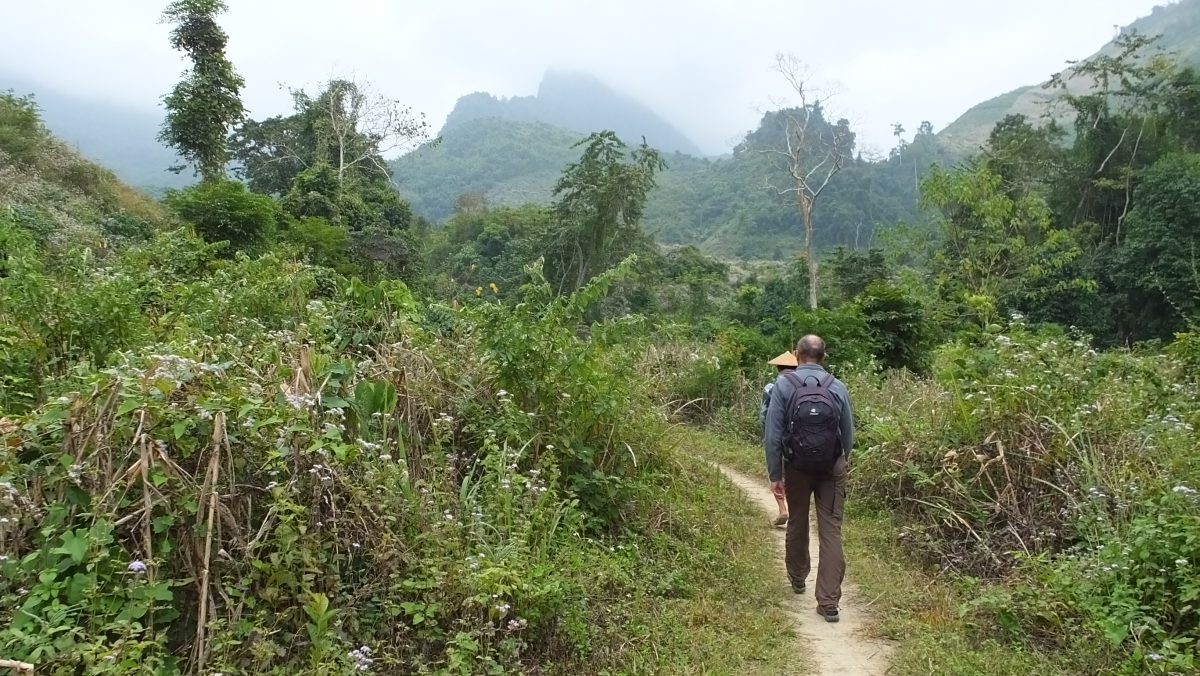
[2,1,1200,674]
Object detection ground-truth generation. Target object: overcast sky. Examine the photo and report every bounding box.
[0,0,1169,156]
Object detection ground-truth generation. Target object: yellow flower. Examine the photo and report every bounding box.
[475,287,482,296]
[489,282,499,294]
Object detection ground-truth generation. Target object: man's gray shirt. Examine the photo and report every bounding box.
[763,363,854,482]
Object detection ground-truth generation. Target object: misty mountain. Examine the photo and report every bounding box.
[0,74,190,193]
[938,0,1200,153]
[443,70,703,156]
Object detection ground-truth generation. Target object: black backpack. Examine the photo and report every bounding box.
[781,371,842,474]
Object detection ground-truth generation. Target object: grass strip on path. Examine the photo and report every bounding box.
[628,427,806,675]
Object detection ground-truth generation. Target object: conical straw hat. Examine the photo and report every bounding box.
[767,351,798,367]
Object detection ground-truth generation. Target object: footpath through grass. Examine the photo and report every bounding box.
[636,428,805,674]
[688,426,1087,676]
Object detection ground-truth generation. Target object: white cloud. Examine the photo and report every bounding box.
[0,0,1169,155]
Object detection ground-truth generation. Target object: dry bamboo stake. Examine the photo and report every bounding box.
[193,412,224,672]
[0,658,35,674]
[138,411,154,576]
[137,410,157,630]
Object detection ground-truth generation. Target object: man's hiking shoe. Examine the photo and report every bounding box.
[791,582,806,594]
[773,514,789,527]
[817,607,840,623]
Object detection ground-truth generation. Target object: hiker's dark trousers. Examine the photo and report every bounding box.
[783,455,847,610]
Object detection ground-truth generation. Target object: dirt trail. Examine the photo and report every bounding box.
[716,464,895,675]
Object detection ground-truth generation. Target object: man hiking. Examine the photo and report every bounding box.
[763,334,855,623]
[761,350,798,527]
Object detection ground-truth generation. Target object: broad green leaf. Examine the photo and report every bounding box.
[51,529,89,564]
[117,400,142,416]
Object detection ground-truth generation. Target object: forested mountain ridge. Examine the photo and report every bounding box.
[642,115,954,259]
[4,1,1193,234]
[394,110,954,259]
[443,70,703,156]
[937,0,1200,152]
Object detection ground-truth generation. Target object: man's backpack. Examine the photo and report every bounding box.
[781,371,842,474]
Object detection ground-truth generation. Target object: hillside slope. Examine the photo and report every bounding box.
[392,117,582,221]
[938,0,1200,152]
[0,73,189,193]
[0,92,166,247]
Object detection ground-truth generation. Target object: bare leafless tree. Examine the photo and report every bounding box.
[763,54,855,309]
[305,76,432,181]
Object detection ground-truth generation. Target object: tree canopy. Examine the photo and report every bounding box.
[158,0,244,182]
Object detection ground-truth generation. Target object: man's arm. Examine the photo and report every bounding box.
[839,386,855,459]
[764,377,787,482]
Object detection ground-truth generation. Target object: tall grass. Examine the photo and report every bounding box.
[846,321,1200,672]
[648,315,1200,672]
[0,227,793,673]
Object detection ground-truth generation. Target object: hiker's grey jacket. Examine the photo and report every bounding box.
[763,363,854,482]
[759,367,795,425]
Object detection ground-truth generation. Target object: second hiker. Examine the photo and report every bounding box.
[761,349,798,527]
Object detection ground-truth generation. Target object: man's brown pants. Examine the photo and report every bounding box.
[783,455,847,610]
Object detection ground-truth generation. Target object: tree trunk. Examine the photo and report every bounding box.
[338,139,346,181]
[802,196,818,309]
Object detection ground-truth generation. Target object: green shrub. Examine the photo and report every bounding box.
[0,92,46,166]
[472,258,662,527]
[730,260,808,334]
[101,213,155,241]
[6,204,57,245]
[166,179,277,250]
[0,240,733,672]
[58,160,118,207]
[844,317,1200,668]
[0,220,154,410]
[1168,330,1200,377]
[1048,490,1200,673]
[785,303,878,369]
[279,216,354,273]
[856,280,933,372]
[349,226,419,280]
[282,163,342,221]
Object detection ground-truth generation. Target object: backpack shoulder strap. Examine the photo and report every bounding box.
[784,370,832,388]
[816,373,843,430]
[816,373,836,391]
[781,371,807,389]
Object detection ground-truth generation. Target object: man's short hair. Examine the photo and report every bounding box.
[795,335,826,362]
